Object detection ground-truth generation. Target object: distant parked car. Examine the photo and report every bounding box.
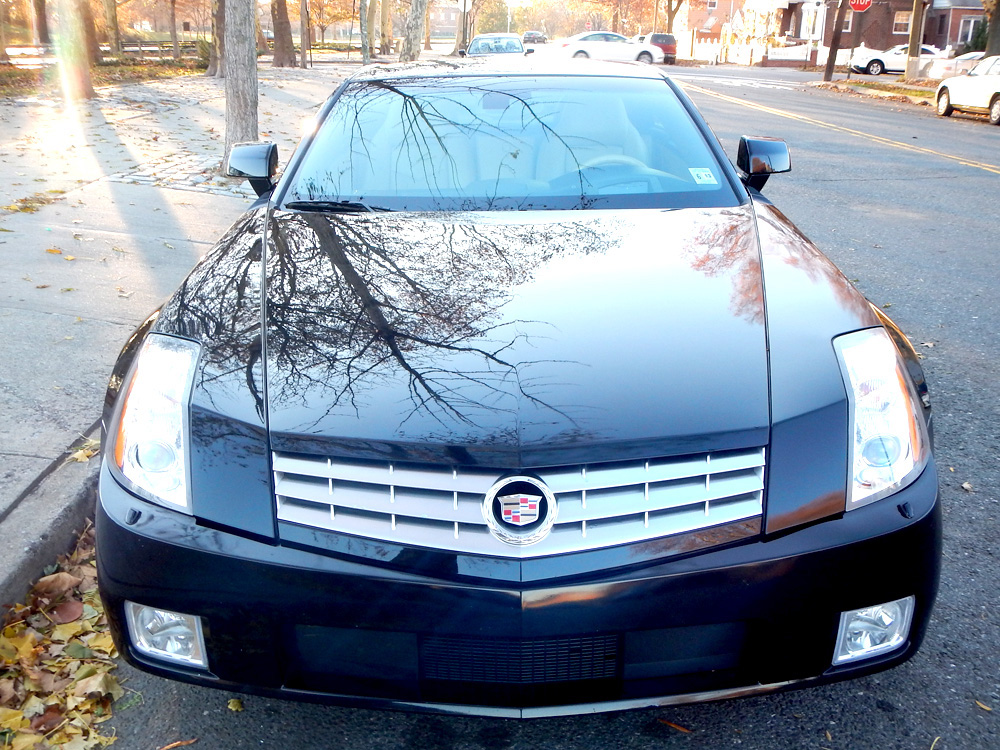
[561,31,664,64]
[849,44,944,76]
[926,50,984,79]
[936,55,1000,125]
[463,33,525,57]
[522,30,547,44]
[635,32,676,64]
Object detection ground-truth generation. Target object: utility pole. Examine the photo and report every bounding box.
[904,0,924,79]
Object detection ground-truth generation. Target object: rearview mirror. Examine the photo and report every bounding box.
[736,136,791,192]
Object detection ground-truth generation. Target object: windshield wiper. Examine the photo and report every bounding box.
[283,200,392,213]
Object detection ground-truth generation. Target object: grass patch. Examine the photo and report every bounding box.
[851,81,936,99]
[0,59,206,99]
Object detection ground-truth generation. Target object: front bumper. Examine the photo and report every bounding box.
[97,461,940,717]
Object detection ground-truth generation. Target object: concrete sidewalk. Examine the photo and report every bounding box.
[0,62,351,607]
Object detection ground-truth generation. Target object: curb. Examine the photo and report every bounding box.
[0,434,100,610]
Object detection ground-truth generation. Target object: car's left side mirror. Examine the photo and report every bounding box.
[458,49,467,57]
[737,136,791,192]
[227,142,279,197]
[525,48,535,55]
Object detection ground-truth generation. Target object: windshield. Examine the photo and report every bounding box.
[469,37,523,54]
[283,75,740,212]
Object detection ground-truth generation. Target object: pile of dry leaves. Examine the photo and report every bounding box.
[0,523,121,750]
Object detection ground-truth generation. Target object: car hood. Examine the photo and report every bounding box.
[263,206,770,467]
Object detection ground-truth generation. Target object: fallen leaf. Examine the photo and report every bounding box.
[45,248,62,254]
[35,285,50,289]
[919,342,935,348]
[961,482,974,492]
[227,698,244,712]
[50,600,84,624]
[67,448,97,464]
[158,740,199,750]
[29,703,63,732]
[656,718,691,733]
[32,572,82,597]
[63,255,76,261]
[826,730,833,741]
[975,699,992,711]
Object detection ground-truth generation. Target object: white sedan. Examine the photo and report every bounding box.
[560,31,664,64]
[936,55,1000,125]
[849,44,943,76]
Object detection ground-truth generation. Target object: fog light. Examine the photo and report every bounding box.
[833,596,914,665]
[125,602,207,669]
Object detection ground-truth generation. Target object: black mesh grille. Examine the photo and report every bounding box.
[421,634,620,684]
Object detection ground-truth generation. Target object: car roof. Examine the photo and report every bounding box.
[347,57,671,84]
[471,33,520,39]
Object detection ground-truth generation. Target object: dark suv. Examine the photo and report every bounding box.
[522,30,547,44]
[640,32,676,64]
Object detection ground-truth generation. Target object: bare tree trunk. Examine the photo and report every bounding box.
[78,0,102,64]
[256,12,269,53]
[170,0,180,59]
[423,1,431,50]
[224,0,259,166]
[398,0,429,61]
[103,0,121,56]
[271,0,296,66]
[987,8,1000,56]
[366,0,378,55]
[450,9,466,54]
[208,0,225,77]
[359,0,370,64]
[31,0,50,46]
[299,0,308,67]
[0,4,9,63]
[55,0,94,99]
[380,0,391,54]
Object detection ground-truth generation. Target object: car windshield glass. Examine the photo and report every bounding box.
[469,38,523,54]
[284,75,740,212]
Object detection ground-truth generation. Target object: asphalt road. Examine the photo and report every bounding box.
[104,67,1000,750]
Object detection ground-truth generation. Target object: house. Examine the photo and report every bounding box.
[925,0,985,52]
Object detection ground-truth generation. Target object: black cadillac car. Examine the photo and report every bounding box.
[97,58,940,717]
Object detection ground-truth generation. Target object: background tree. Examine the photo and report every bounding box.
[379,0,391,53]
[983,3,999,56]
[207,0,225,77]
[271,0,297,65]
[398,0,428,60]
[366,0,378,54]
[359,0,370,62]
[56,0,94,99]
[102,0,121,56]
[31,0,49,45]
[223,0,258,163]
[169,0,180,58]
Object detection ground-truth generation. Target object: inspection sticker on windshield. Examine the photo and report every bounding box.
[689,168,717,185]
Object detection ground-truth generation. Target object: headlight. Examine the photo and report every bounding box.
[112,334,200,512]
[835,328,929,509]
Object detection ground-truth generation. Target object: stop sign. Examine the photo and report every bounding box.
[585,21,592,30]
[849,0,871,11]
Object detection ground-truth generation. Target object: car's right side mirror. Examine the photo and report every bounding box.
[737,136,791,192]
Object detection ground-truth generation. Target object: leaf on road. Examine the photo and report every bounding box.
[656,718,691,733]
[919,342,935,348]
[67,447,98,464]
[227,698,244,712]
[45,248,62,254]
[961,482,974,492]
[157,740,199,750]
[975,700,992,711]
[63,255,76,261]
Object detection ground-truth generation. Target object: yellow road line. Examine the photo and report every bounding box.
[680,82,1000,176]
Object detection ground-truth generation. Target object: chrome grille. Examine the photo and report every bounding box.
[273,447,765,558]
